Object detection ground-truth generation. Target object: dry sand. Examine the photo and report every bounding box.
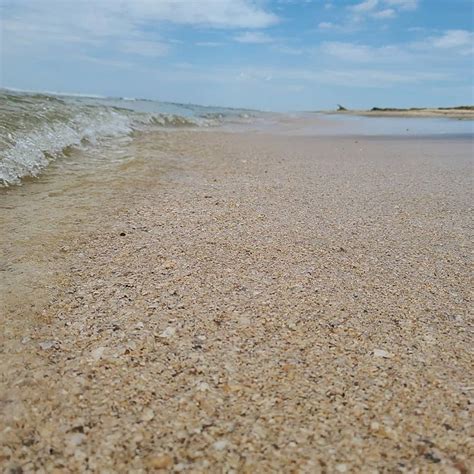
[1,130,473,473]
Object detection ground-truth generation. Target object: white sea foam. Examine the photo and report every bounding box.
[0,89,243,186]
[0,109,135,185]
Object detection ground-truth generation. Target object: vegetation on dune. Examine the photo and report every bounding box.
[370,106,474,112]
[437,105,474,111]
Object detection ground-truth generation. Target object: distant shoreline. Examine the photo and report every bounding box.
[323,106,474,120]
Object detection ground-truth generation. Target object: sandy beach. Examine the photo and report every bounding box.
[1,129,473,472]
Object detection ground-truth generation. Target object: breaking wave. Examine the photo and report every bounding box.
[0,89,249,186]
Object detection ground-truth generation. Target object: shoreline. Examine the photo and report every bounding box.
[1,130,472,472]
[325,108,474,120]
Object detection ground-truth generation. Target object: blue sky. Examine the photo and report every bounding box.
[1,0,473,110]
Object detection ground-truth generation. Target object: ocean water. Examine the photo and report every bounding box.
[0,89,256,186]
[314,113,474,137]
[1,88,472,186]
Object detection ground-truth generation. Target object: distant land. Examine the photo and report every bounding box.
[326,105,474,120]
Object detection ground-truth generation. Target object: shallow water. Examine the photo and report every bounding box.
[234,112,474,138]
[0,89,257,186]
[0,129,181,331]
[316,113,474,136]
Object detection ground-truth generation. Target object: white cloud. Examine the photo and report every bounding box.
[2,0,279,59]
[432,30,474,50]
[321,42,374,62]
[321,41,405,62]
[348,0,418,21]
[1,0,282,77]
[234,32,273,44]
[384,0,419,10]
[372,8,396,19]
[350,0,379,13]
[125,0,279,29]
[411,30,474,55]
[318,22,335,29]
[204,65,450,88]
[322,69,449,87]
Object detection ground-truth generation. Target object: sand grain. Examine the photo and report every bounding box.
[1,132,472,473]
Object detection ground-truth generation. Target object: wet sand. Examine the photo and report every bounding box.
[1,130,473,472]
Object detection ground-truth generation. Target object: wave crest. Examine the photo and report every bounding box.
[0,90,219,186]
